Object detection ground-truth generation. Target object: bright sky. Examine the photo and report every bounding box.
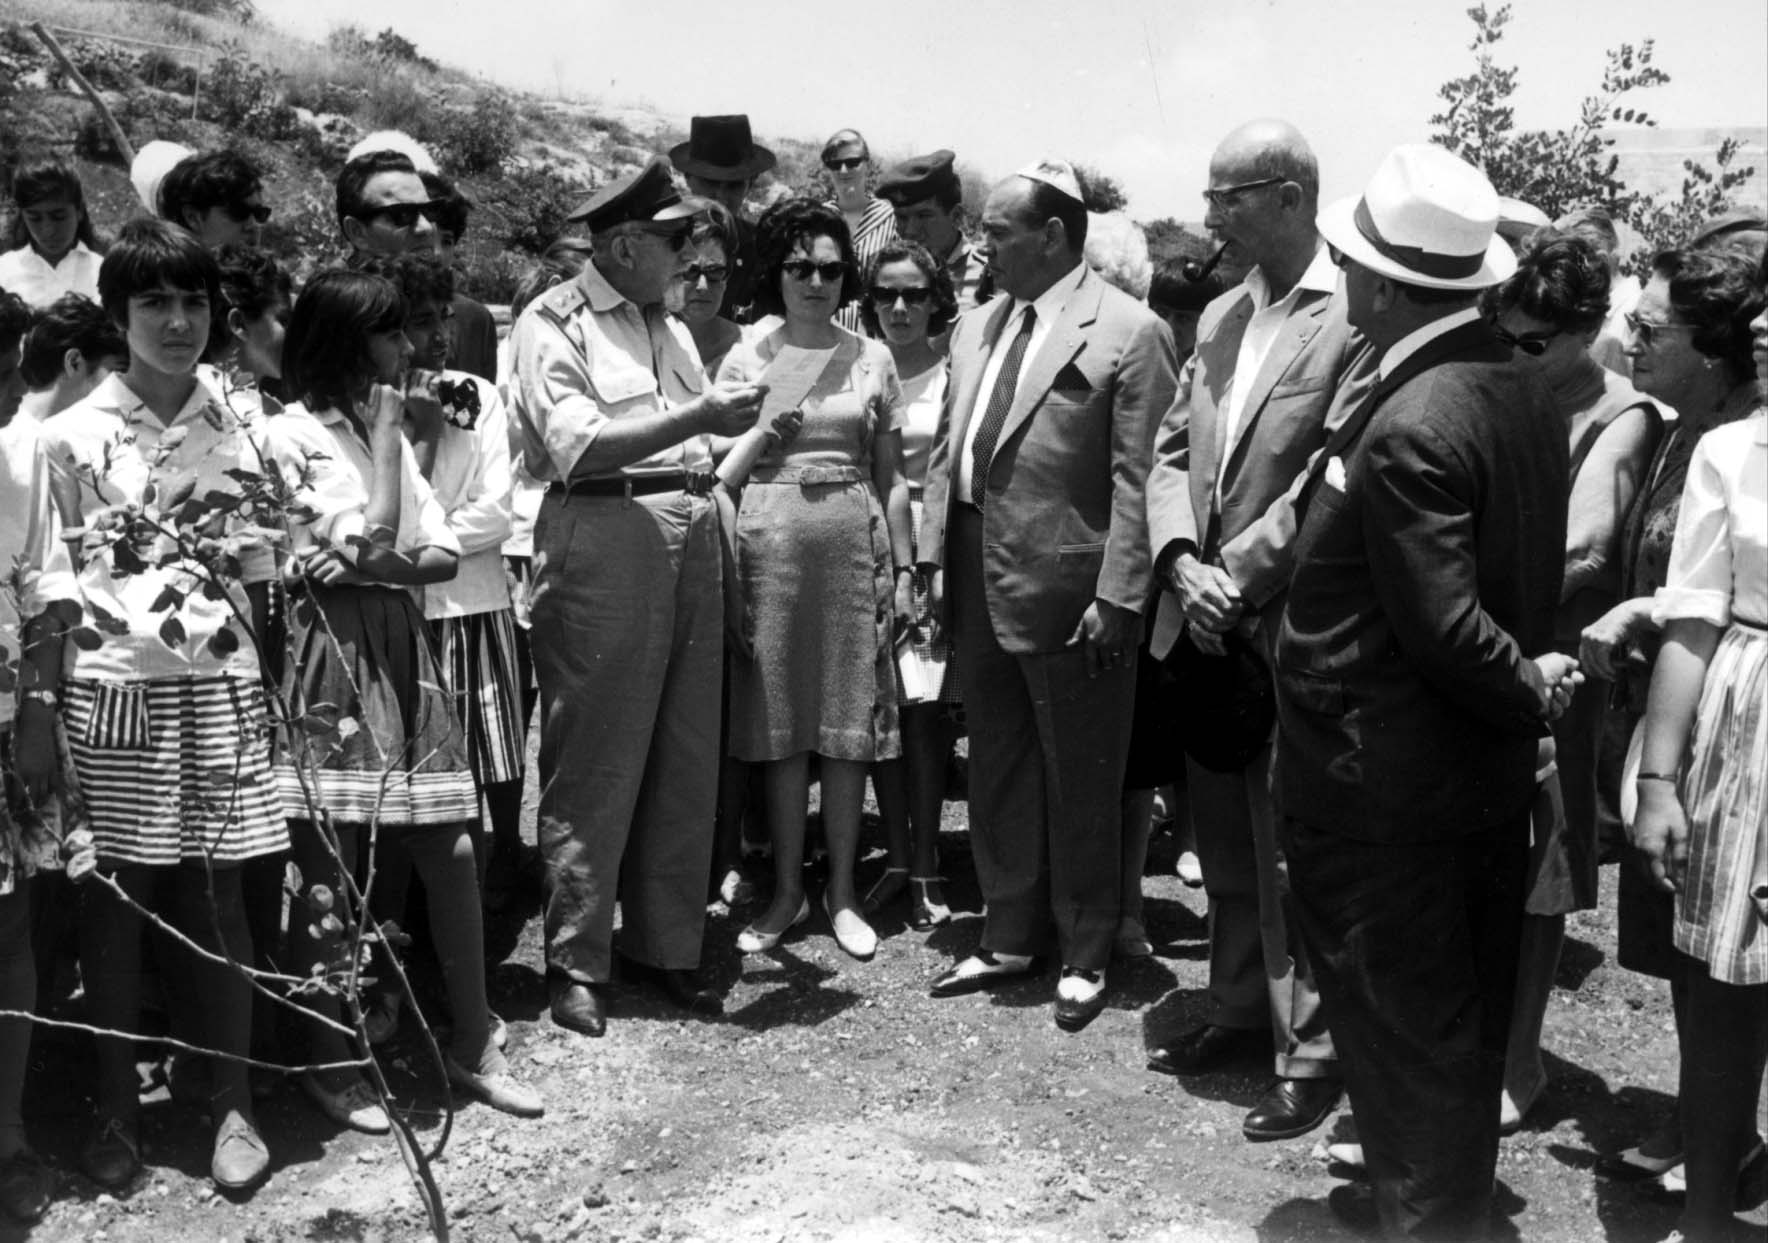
[259,0,1768,219]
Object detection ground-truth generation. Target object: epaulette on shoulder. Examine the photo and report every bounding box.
[535,281,589,327]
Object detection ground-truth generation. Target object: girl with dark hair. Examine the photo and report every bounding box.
[1484,230,1666,1130]
[0,159,102,307]
[41,220,286,1193]
[17,292,126,419]
[857,240,961,929]
[207,246,292,410]
[720,198,912,960]
[268,269,543,1127]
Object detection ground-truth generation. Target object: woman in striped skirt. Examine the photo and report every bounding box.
[269,270,542,1126]
[859,241,962,930]
[39,222,288,1193]
[1632,353,1767,1243]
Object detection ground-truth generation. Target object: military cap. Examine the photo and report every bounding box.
[567,156,698,230]
[876,151,961,206]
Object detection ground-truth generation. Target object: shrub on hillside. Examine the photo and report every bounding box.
[359,75,443,146]
[204,43,297,139]
[483,161,589,255]
[371,28,437,72]
[47,38,135,92]
[438,94,518,177]
[136,50,200,96]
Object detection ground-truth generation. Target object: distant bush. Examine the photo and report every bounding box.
[203,43,297,139]
[48,38,135,92]
[484,161,589,254]
[438,93,518,177]
[359,74,440,143]
[136,50,199,95]
[371,28,436,71]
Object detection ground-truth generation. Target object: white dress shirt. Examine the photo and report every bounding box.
[0,243,101,309]
[955,261,1087,502]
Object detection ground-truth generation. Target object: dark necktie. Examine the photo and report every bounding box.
[969,306,1036,509]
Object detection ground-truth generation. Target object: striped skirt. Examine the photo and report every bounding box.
[1673,621,1768,985]
[275,585,478,828]
[62,676,288,866]
[430,608,525,785]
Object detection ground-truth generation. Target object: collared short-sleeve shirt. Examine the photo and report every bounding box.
[41,373,274,681]
[263,402,459,571]
[1653,412,1768,629]
[0,242,101,309]
[0,419,77,727]
[414,372,514,619]
[506,260,708,484]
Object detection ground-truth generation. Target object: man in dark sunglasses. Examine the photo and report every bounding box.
[156,149,269,253]
[336,149,441,258]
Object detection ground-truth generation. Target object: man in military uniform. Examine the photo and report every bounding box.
[877,151,990,321]
[507,157,766,1037]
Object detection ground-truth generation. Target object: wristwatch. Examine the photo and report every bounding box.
[20,688,57,709]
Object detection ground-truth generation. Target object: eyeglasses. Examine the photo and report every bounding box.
[224,201,272,224]
[782,259,847,283]
[681,262,730,284]
[869,285,933,307]
[825,157,866,173]
[1201,176,1285,209]
[367,202,440,230]
[1492,323,1562,357]
[1624,312,1695,349]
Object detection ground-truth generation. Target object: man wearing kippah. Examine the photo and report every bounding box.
[1277,144,1580,1237]
[507,157,767,1037]
[918,158,1177,1031]
[877,150,991,326]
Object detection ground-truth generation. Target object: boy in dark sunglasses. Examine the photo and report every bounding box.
[156,149,269,253]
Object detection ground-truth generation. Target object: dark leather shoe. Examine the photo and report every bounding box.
[1053,967,1108,1032]
[618,955,724,1017]
[548,978,608,1037]
[1326,1182,1379,1234]
[1146,1023,1268,1076]
[929,951,1038,998]
[1243,1077,1342,1141]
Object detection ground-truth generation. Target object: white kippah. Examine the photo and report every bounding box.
[1014,157,1083,203]
[346,130,439,174]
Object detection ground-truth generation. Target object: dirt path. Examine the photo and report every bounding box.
[15,808,1757,1243]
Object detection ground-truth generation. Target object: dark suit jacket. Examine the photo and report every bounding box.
[921,264,1178,654]
[1146,276,1376,658]
[449,293,499,383]
[1274,319,1568,843]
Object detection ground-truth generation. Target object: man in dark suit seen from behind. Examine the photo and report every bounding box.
[1276,143,1582,1239]
[1144,119,1377,1145]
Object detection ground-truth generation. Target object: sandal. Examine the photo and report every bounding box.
[861,867,910,917]
[909,876,951,930]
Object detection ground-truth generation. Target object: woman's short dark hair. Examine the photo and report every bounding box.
[97,219,222,328]
[157,150,263,228]
[282,268,407,415]
[350,251,455,311]
[1487,231,1611,335]
[750,198,861,319]
[5,157,102,253]
[690,199,739,257]
[1651,244,1766,378]
[206,246,292,362]
[0,290,30,356]
[20,294,126,387]
[510,239,594,321]
[859,240,958,338]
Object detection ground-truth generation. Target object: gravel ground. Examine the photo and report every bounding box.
[12,784,1764,1243]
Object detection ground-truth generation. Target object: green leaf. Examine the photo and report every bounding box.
[70,627,104,651]
[207,626,240,657]
[158,616,187,649]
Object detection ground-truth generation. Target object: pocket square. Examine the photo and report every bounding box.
[1051,362,1093,393]
[1324,455,1347,492]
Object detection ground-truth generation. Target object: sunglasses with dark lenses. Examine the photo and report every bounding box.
[782,259,847,283]
[368,202,440,229]
[869,285,933,307]
[1492,323,1561,356]
[825,157,866,173]
[681,263,730,283]
[225,202,272,224]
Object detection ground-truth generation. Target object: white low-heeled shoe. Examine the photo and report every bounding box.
[823,893,878,960]
[736,895,810,953]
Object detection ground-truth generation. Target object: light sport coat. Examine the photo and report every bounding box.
[1146,278,1377,660]
[920,264,1178,654]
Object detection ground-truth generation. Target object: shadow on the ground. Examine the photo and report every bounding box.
[1557,934,1607,989]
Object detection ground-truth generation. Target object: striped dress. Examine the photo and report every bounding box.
[833,197,897,336]
[1653,413,1768,985]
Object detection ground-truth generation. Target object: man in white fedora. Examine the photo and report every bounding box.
[1272,143,1581,1237]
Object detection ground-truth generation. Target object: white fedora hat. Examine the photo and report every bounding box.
[1319,144,1515,291]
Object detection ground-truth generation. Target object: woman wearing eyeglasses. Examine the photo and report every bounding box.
[1580,242,1765,1189]
[854,240,961,930]
[676,201,745,377]
[1483,231,1664,1131]
[822,130,897,336]
[719,199,912,960]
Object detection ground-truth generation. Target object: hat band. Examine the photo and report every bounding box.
[1353,199,1485,281]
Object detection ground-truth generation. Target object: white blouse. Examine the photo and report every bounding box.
[1654,412,1768,629]
[0,243,101,309]
[415,373,514,619]
[897,363,949,488]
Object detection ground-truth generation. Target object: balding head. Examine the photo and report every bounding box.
[1211,119,1320,212]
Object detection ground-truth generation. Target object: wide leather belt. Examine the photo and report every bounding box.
[748,465,865,486]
